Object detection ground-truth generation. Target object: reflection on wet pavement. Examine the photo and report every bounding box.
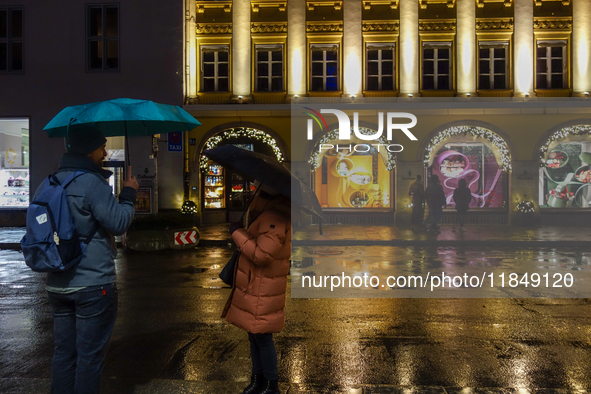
[1,246,591,392]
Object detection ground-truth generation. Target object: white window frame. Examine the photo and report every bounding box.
[201,45,229,92]
[366,43,395,91]
[478,41,509,90]
[310,44,339,92]
[536,40,567,89]
[255,44,284,92]
[422,42,452,90]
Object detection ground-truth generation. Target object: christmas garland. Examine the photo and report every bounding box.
[200,128,283,172]
[539,125,591,167]
[424,126,512,172]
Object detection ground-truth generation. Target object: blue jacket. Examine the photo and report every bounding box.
[34,153,137,287]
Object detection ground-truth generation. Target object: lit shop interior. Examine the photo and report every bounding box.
[200,128,285,223]
[0,119,29,208]
[540,137,591,209]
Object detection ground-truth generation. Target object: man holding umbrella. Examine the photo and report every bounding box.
[39,123,138,393]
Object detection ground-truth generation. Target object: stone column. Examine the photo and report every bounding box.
[343,0,362,97]
[513,0,534,96]
[185,0,197,103]
[288,0,307,98]
[232,0,251,101]
[400,0,420,96]
[573,0,591,96]
[456,0,476,96]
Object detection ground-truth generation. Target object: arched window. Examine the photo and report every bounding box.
[539,125,591,209]
[309,127,395,209]
[424,126,511,209]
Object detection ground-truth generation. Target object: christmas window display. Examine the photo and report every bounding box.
[428,143,505,209]
[540,141,591,209]
[313,145,391,209]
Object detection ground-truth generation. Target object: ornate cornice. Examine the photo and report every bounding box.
[419,20,456,32]
[476,19,513,30]
[196,23,232,35]
[363,22,399,32]
[534,18,572,30]
[251,23,288,34]
[307,22,343,33]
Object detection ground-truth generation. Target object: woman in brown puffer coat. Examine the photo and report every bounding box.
[222,188,291,394]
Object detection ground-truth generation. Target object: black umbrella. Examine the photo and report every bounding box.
[201,146,325,228]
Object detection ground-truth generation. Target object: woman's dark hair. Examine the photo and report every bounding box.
[458,178,467,188]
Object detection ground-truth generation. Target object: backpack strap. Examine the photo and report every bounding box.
[52,170,100,245]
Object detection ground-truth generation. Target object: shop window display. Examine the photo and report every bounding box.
[540,142,591,209]
[0,119,29,207]
[429,143,504,208]
[314,146,391,209]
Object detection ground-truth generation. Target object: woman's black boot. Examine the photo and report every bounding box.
[258,378,280,394]
[242,373,264,394]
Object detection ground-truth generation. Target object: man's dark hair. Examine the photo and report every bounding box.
[416,175,422,181]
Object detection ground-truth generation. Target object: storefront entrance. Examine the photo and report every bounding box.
[199,127,287,224]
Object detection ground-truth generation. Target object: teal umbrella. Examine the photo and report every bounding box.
[43,98,201,164]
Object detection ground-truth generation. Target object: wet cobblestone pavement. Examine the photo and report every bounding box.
[1,242,591,394]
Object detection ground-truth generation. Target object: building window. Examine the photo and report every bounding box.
[366,43,395,91]
[536,41,566,89]
[87,5,119,71]
[478,42,508,90]
[310,44,339,91]
[422,42,452,90]
[201,45,229,92]
[0,7,23,72]
[255,45,284,92]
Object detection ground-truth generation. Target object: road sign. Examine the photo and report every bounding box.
[174,230,198,245]
[168,132,182,152]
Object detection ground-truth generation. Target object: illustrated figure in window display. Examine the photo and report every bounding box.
[544,147,591,208]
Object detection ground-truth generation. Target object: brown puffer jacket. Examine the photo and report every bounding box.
[222,194,291,334]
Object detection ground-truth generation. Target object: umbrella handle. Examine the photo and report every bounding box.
[125,124,131,167]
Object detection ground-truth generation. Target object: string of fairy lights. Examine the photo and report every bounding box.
[308,127,397,170]
[200,128,283,172]
[516,200,535,213]
[539,125,591,167]
[423,126,512,172]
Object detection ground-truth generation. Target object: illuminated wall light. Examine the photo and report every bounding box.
[344,53,362,96]
[400,0,419,95]
[573,0,591,94]
[343,1,362,97]
[514,0,534,95]
[457,0,476,94]
[288,0,306,96]
[232,0,251,96]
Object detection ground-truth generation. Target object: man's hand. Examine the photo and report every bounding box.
[123,166,139,191]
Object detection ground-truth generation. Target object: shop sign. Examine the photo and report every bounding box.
[168,132,183,152]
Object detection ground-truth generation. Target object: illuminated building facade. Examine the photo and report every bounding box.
[185,0,591,225]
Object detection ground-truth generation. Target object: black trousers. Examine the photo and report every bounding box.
[248,332,278,381]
